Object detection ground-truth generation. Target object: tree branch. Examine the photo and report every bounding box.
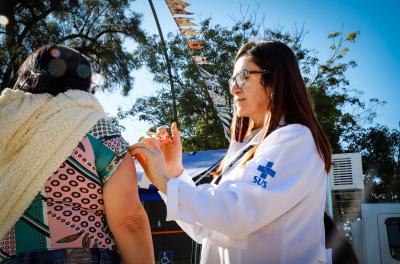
[78,5,96,35]
[84,7,108,36]
[16,7,54,46]
[59,33,98,43]
[94,28,130,40]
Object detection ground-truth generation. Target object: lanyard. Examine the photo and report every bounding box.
[214,144,255,185]
[214,123,287,185]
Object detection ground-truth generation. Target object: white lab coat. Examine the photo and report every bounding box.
[164,124,332,264]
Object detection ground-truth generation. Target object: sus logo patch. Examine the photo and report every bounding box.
[252,161,276,189]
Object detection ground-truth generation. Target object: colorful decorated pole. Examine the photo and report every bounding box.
[148,0,178,122]
[164,0,232,140]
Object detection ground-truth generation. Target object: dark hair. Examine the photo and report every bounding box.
[13,44,92,95]
[225,40,331,172]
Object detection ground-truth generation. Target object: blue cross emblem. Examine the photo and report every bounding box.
[257,162,276,179]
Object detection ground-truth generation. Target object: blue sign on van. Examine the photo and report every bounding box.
[159,250,173,264]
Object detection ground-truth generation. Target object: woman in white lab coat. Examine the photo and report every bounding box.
[130,40,333,264]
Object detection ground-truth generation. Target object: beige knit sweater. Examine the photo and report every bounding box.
[0,88,106,239]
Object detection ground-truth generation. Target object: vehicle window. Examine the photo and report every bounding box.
[385,217,400,260]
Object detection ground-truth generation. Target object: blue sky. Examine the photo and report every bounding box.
[96,0,400,144]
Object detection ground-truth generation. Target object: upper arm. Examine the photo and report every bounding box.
[88,118,130,184]
[103,154,142,224]
[88,119,153,263]
[88,119,142,222]
[103,156,154,264]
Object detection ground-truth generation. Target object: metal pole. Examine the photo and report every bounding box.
[148,0,178,123]
[396,128,399,181]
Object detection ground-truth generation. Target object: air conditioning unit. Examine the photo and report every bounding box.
[326,153,365,222]
[329,153,364,190]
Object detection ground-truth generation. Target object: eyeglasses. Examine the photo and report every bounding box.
[229,69,270,89]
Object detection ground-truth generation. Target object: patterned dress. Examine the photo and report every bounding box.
[0,118,129,259]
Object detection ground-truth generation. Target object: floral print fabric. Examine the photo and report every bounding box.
[0,118,129,258]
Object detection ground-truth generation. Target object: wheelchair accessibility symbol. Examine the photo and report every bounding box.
[159,250,173,264]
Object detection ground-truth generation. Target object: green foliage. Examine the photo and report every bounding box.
[346,32,359,42]
[347,125,400,202]
[0,0,147,95]
[120,18,240,150]
[306,30,386,152]
[328,32,340,39]
[120,15,383,155]
[119,12,398,202]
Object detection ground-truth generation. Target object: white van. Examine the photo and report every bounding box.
[351,203,400,264]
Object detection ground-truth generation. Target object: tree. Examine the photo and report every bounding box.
[347,125,400,202]
[119,14,383,153]
[119,19,239,151]
[0,0,147,95]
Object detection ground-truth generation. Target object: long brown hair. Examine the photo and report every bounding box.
[218,40,331,174]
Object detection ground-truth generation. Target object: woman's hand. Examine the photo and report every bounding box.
[129,138,170,194]
[152,122,184,178]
